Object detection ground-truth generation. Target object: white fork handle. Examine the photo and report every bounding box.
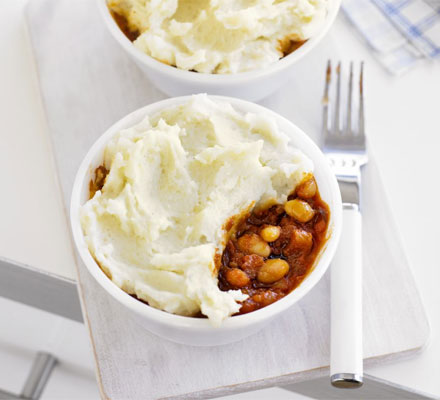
[330,205,363,387]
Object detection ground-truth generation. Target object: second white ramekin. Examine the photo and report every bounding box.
[96,0,341,101]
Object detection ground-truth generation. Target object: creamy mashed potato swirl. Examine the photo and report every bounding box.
[81,95,313,325]
[109,0,328,73]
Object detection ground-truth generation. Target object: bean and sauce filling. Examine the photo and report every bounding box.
[218,175,329,315]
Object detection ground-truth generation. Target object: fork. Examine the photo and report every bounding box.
[322,60,367,388]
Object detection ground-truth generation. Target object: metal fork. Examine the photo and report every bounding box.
[322,61,367,389]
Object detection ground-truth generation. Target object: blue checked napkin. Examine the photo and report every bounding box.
[342,0,440,74]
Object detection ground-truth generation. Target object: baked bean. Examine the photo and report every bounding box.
[272,278,289,291]
[252,291,279,306]
[297,177,317,199]
[225,268,250,288]
[283,227,313,256]
[260,225,281,242]
[237,233,271,257]
[258,259,290,284]
[239,300,257,314]
[285,199,315,222]
[291,228,313,250]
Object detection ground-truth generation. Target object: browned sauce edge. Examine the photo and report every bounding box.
[109,9,140,42]
[278,38,307,57]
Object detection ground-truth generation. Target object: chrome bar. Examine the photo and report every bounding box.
[0,256,83,322]
[21,353,58,400]
[0,353,57,400]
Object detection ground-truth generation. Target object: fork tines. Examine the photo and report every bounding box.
[322,60,366,152]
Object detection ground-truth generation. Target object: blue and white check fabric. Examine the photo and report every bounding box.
[342,0,440,74]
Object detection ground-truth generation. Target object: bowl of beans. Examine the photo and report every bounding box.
[71,95,342,346]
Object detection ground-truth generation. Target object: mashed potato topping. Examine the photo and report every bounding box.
[80,95,313,325]
[108,0,328,73]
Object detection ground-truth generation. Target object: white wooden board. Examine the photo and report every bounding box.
[26,0,429,398]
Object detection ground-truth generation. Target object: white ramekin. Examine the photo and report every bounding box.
[96,0,341,101]
[70,95,342,346]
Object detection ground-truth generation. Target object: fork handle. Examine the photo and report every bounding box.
[330,204,363,388]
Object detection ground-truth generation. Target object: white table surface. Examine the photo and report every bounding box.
[1,0,439,397]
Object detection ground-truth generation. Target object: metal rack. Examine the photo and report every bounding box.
[0,256,81,399]
[0,255,436,400]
